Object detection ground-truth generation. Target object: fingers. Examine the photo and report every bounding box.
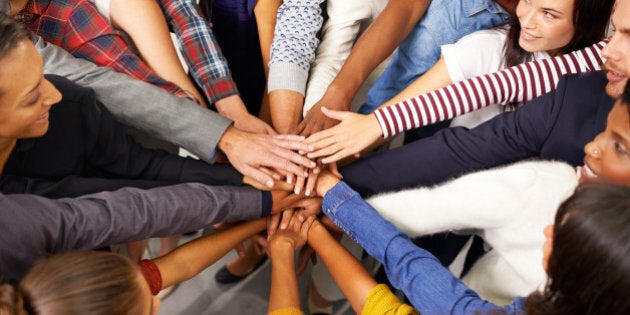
[271,136,312,153]
[235,242,246,257]
[329,162,343,179]
[320,106,347,121]
[294,175,306,195]
[305,169,319,196]
[242,164,276,188]
[267,213,282,236]
[279,209,293,230]
[273,134,306,141]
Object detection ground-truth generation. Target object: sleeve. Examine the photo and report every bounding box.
[36,35,233,163]
[321,182,515,314]
[364,162,542,237]
[361,284,418,315]
[441,29,507,83]
[0,183,263,280]
[267,308,305,315]
[158,0,239,104]
[374,40,606,137]
[65,80,242,185]
[302,0,371,112]
[63,0,189,98]
[341,73,569,196]
[138,260,162,296]
[268,0,325,95]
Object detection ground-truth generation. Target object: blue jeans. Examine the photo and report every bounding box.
[359,0,510,114]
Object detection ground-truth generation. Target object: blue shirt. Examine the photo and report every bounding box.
[322,181,527,314]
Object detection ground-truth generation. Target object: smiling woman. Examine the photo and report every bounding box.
[0,16,61,174]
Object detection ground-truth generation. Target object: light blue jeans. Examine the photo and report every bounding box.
[359,0,510,114]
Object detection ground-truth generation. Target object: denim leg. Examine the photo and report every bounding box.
[359,0,510,114]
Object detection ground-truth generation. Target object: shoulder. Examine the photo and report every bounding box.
[46,74,97,104]
[451,27,508,47]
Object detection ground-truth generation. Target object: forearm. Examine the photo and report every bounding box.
[323,0,430,106]
[154,218,267,288]
[158,0,240,104]
[254,0,282,75]
[374,40,606,137]
[308,224,376,314]
[268,244,301,312]
[269,90,304,133]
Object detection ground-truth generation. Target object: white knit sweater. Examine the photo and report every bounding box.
[366,160,578,305]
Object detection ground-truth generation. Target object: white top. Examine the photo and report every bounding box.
[303,0,389,114]
[90,0,111,22]
[442,27,549,128]
[366,160,578,305]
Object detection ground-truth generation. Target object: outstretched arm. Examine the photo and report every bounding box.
[158,0,274,134]
[315,176,516,314]
[306,219,377,313]
[305,41,606,163]
[153,218,267,289]
[267,211,315,313]
[297,0,430,137]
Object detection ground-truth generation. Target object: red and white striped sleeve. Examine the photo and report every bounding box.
[374,40,607,138]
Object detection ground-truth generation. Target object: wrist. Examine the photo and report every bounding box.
[269,239,296,255]
[316,173,340,197]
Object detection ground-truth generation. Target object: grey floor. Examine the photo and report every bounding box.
[156,232,357,315]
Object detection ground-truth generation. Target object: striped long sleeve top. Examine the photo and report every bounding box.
[374,41,606,138]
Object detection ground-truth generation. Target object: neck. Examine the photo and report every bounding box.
[0,138,17,175]
[494,0,517,15]
[9,0,28,16]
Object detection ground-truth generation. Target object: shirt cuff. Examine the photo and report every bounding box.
[268,62,309,95]
[204,77,240,105]
[261,191,272,217]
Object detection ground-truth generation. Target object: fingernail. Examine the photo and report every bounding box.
[310,162,316,167]
[287,177,292,184]
[266,180,274,188]
[295,187,301,195]
[299,150,305,155]
[305,189,310,196]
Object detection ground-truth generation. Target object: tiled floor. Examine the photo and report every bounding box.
[157,232,356,315]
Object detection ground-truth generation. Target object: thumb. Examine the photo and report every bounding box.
[321,107,349,122]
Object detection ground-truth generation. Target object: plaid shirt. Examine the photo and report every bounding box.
[159,0,238,104]
[16,0,189,99]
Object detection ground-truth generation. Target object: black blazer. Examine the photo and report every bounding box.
[342,71,614,196]
[0,75,242,197]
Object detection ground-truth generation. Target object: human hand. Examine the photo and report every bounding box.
[297,94,349,137]
[215,95,276,135]
[268,197,322,236]
[243,175,293,191]
[306,107,383,164]
[219,127,316,188]
[268,210,315,252]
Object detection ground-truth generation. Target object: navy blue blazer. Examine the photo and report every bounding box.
[342,71,614,196]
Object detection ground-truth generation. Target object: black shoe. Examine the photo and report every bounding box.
[214,256,268,284]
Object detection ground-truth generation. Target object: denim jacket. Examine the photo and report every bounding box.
[322,181,526,314]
